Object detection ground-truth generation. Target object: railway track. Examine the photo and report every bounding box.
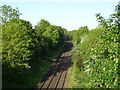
[36,41,72,89]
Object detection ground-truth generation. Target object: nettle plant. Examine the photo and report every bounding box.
[89,3,120,88]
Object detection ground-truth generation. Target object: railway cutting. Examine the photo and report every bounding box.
[36,39,72,89]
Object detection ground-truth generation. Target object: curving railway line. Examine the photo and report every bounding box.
[35,40,72,89]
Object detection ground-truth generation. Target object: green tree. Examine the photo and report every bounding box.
[0,5,22,24]
[87,2,120,88]
[34,19,66,56]
[69,2,119,88]
[42,25,61,48]
[35,19,50,35]
[69,26,89,44]
[2,19,36,70]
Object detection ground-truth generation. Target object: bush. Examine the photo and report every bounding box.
[2,19,36,70]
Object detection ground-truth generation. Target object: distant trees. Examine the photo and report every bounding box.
[35,19,50,36]
[42,25,65,48]
[35,19,67,55]
[2,18,67,70]
[69,26,89,45]
[0,5,22,24]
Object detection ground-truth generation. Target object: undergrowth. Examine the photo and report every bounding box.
[69,3,119,88]
[2,43,64,88]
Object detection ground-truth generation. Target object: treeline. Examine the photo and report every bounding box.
[69,26,89,45]
[35,19,67,57]
[69,2,119,88]
[1,5,67,88]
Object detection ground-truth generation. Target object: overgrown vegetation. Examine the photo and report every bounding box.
[69,26,89,45]
[1,5,67,88]
[0,5,22,24]
[70,2,119,88]
[70,28,104,88]
[1,2,120,88]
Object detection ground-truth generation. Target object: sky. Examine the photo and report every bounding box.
[0,0,119,31]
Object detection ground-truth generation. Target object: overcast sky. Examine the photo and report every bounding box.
[1,0,119,30]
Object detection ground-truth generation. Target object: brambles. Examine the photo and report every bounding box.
[0,5,22,24]
[70,2,119,88]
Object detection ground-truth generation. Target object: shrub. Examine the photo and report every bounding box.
[2,19,36,70]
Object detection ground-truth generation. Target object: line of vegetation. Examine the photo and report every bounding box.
[1,5,67,88]
[69,2,119,88]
